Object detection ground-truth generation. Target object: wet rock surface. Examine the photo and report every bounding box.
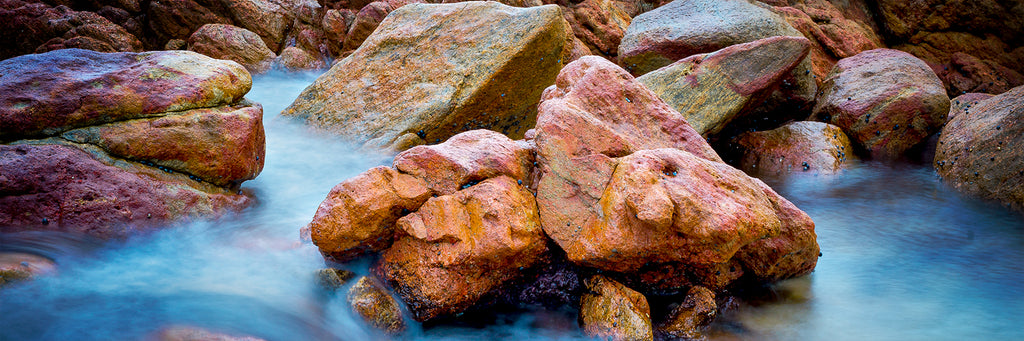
[187,24,276,74]
[347,276,407,334]
[734,121,856,177]
[655,286,717,340]
[579,275,653,341]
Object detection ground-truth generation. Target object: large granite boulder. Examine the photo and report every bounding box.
[636,36,810,136]
[934,85,1024,212]
[0,49,263,239]
[282,1,573,151]
[733,121,856,177]
[188,24,276,74]
[810,49,950,160]
[535,56,819,291]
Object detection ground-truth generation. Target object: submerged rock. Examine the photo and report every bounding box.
[375,176,547,321]
[0,49,262,239]
[579,275,653,341]
[282,1,573,151]
[0,252,56,288]
[347,276,407,334]
[811,49,949,160]
[656,286,717,340]
[637,36,810,136]
[187,24,276,74]
[934,85,1024,212]
[150,325,266,341]
[733,121,856,177]
[315,268,356,292]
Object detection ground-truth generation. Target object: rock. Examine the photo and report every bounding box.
[282,2,573,151]
[165,39,187,50]
[375,176,547,321]
[564,0,631,57]
[769,3,882,83]
[322,9,356,57]
[188,24,276,74]
[0,1,143,60]
[938,52,1024,97]
[276,46,326,71]
[618,0,816,121]
[221,0,294,52]
[948,93,993,121]
[876,0,1023,46]
[392,129,534,195]
[636,36,810,136]
[934,85,1024,212]
[151,325,267,341]
[146,0,233,48]
[0,252,56,287]
[535,56,819,291]
[579,275,653,341]
[810,49,950,160]
[733,121,856,177]
[316,268,356,291]
[0,49,261,239]
[347,276,407,334]
[656,286,717,340]
[0,48,251,140]
[342,1,392,52]
[308,166,432,261]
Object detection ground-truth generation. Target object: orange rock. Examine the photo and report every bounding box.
[393,129,534,195]
[579,275,653,341]
[347,276,407,334]
[656,286,717,340]
[374,176,547,321]
[188,24,276,74]
[342,1,392,52]
[563,0,631,57]
[733,121,856,177]
[308,166,432,261]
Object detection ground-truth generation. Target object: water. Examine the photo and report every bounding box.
[2,72,1023,340]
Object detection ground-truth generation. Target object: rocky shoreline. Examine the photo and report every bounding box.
[2,0,1024,339]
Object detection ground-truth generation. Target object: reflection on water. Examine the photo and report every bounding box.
[2,72,1023,340]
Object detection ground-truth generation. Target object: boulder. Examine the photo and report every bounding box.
[392,129,534,195]
[769,3,882,83]
[282,1,573,151]
[308,166,432,261]
[938,52,1024,97]
[276,46,326,71]
[948,93,994,121]
[636,36,810,136]
[347,276,407,334]
[618,0,816,122]
[579,275,653,341]
[374,176,547,321]
[0,1,142,60]
[0,49,262,239]
[563,0,631,57]
[934,85,1024,212]
[535,57,819,291]
[221,0,294,52]
[810,49,950,160]
[188,24,277,74]
[146,0,234,48]
[733,121,856,177]
[655,286,717,340]
[322,9,356,57]
[341,1,392,52]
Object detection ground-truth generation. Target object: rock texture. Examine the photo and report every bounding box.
[0,0,143,60]
[0,49,262,239]
[637,36,810,136]
[187,24,276,74]
[347,276,407,334]
[656,286,717,340]
[734,121,856,177]
[579,275,653,341]
[811,49,950,160]
[563,0,631,57]
[934,85,1024,212]
[535,57,819,291]
[282,2,573,151]
[375,175,547,321]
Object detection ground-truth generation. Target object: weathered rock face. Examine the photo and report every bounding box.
[768,1,883,83]
[0,0,143,60]
[308,166,432,261]
[0,49,262,239]
[563,0,631,57]
[375,175,547,321]
[655,286,717,340]
[316,268,357,291]
[221,0,295,52]
[811,49,950,160]
[188,24,276,74]
[146,0,234,48]
[934,85,1024,212]
[392,129,534,195]
[347,276,407,334]
[938,52,1024,97]
[275,46,326,71]
[282,2,573,151]
[948,93,994,121]
[579,275,653,341]
[637,36,810,136]
[733,121,856,177]
[535,57,819,291]
[341,1,392,52]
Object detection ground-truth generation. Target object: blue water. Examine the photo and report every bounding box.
[2,72,1022,341]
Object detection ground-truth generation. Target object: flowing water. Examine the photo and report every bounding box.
[1,72,1022,341]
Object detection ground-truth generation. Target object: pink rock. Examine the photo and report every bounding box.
[393,129,534,195]
[733,121,856,177]
[188,24,276,74]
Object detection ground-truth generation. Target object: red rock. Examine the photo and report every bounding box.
[656,286,716,340]
[146,0,233,47]
[188,24,276,74]
[308,166,433,261]
[375,176,547,321]
[322,9,356,56]
[0,143,250,240]
[0,49,251,141]
[733,121,856,177]
[563,0,631,57]
[937,52,1024,97]
[636,36,810,136]
[934,85,1024,212]
[342,1,392,52]
[579,275,653,341]
[392,129,534,195]
[948,93,993,121]
[276,46,327,71]
[811,49,950,160]
[770,3,882,84]
[221,0,294,52]
[0,1,142,60]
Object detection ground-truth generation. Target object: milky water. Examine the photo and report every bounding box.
[1,72,1022,341]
